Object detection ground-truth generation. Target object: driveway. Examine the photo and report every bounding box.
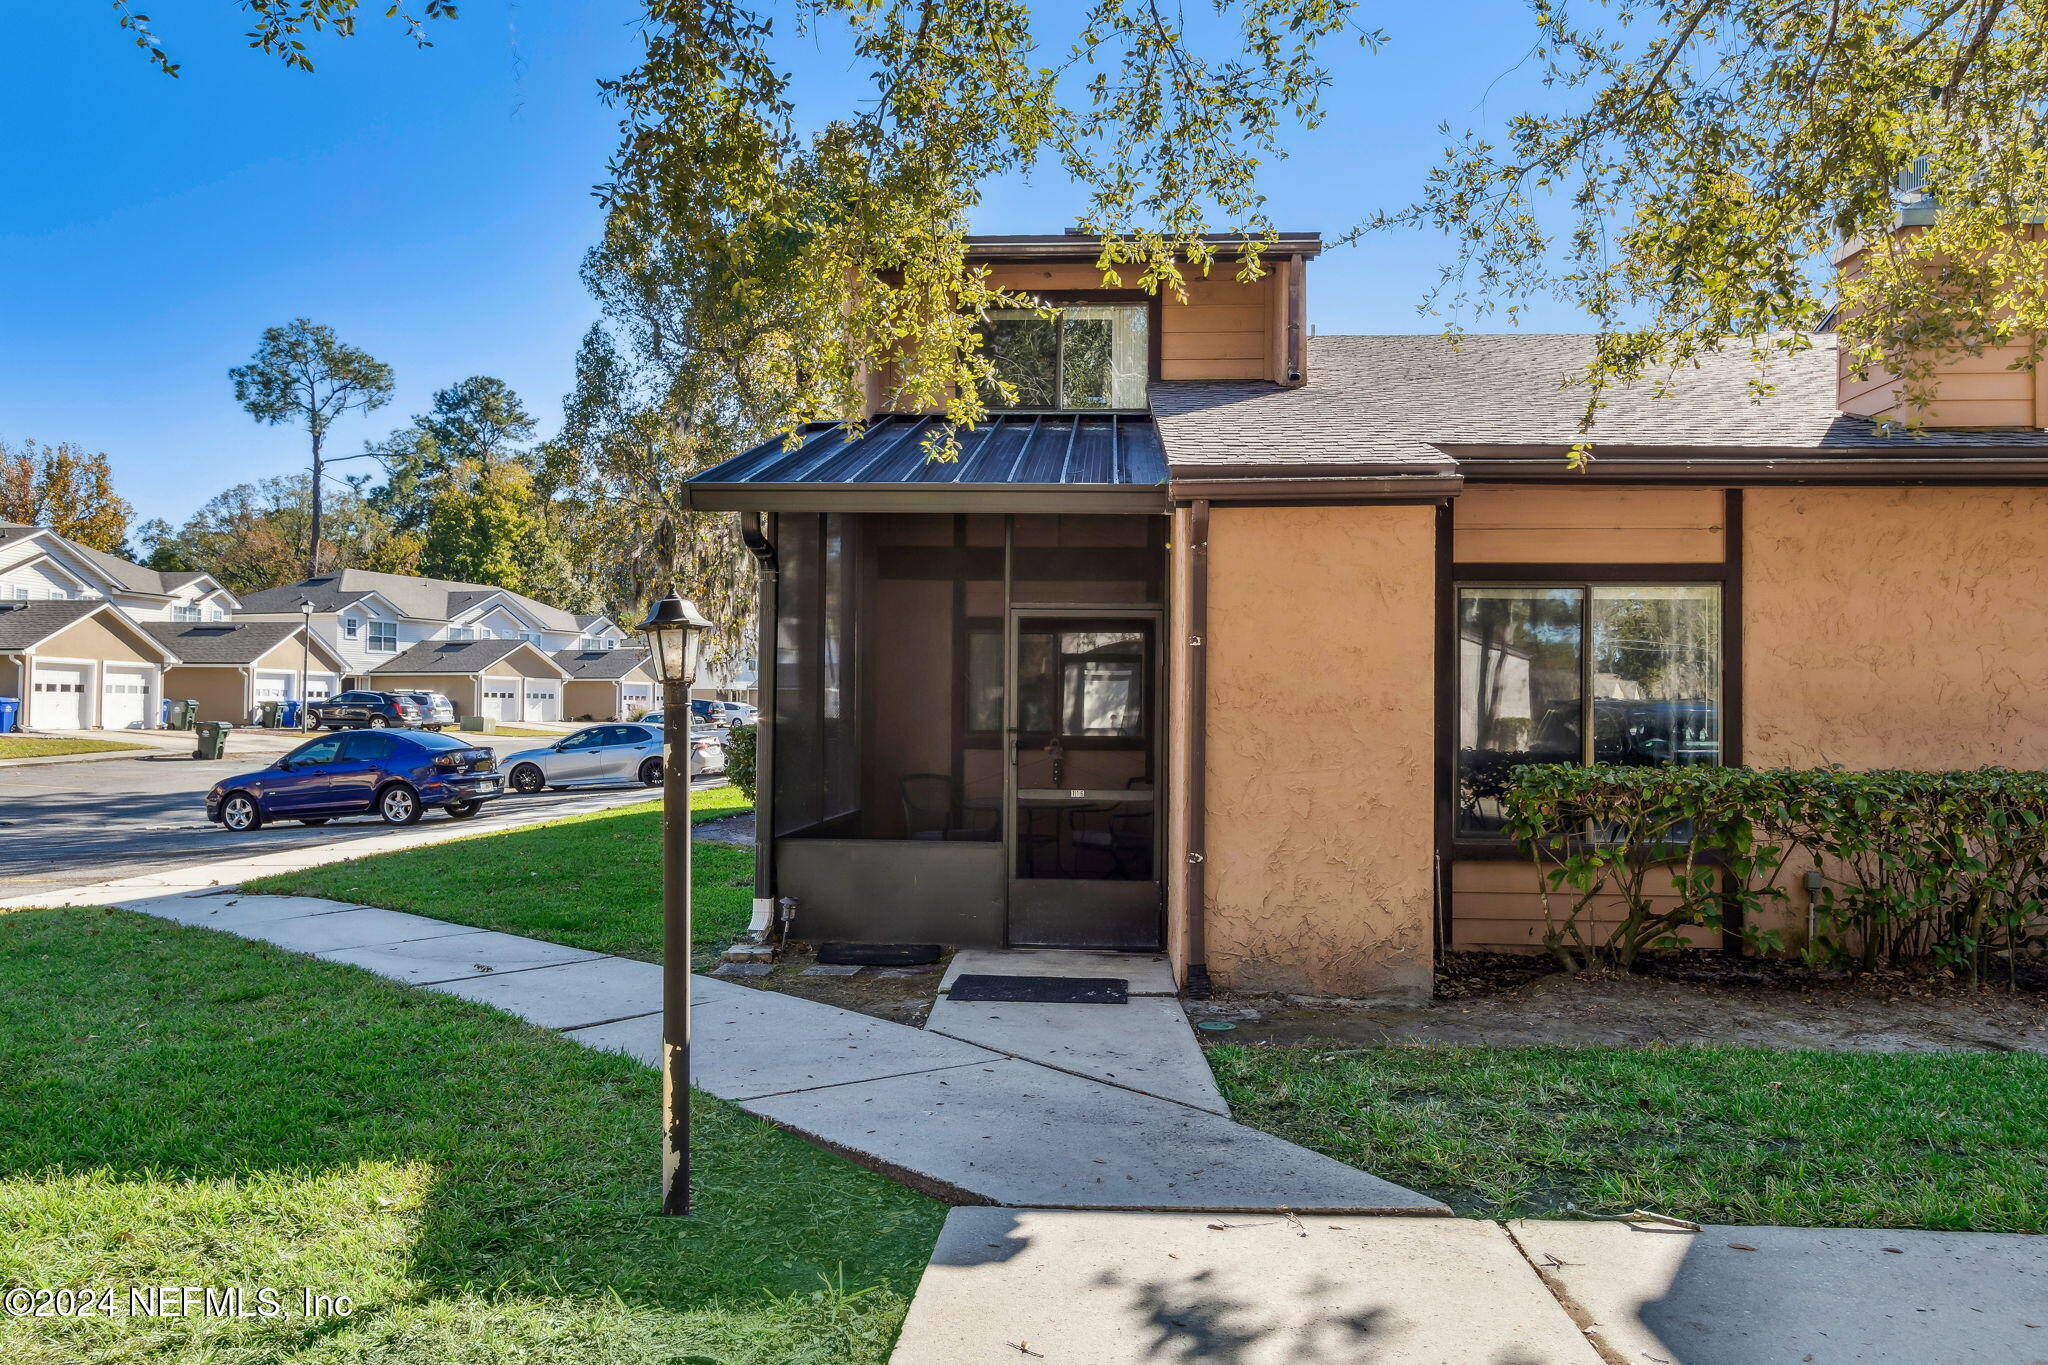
[0,738,717,900]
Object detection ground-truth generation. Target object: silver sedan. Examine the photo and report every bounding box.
[502,723,668,795]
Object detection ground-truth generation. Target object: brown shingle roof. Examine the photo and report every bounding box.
[1151,334,2048,474]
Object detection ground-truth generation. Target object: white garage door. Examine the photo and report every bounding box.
[621,683,653,717]
[481,679,519,722]
[102,665,153,730]
[254,670,294,701]
[31,662,90,729]
[523,679,560,722]
[305,674,338,701]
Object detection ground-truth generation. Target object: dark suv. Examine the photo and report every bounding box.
[306,689,423,731]
[396,690,457,730]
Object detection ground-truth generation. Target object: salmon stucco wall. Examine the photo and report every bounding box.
[1746,488,2048,769]
[1203,504,1437,998]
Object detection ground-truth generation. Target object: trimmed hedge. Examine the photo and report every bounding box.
[1502,765,2048,985]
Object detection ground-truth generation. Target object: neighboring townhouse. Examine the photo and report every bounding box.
[148,620,351,724]
[687,227,2048,999]
[367,638,572,722]
[0,519,240,621]
[237,571,639,716]
[694,656,758,706]
[572,614,633,651]
[557,647,659,721]
[0,521,324,730]
[0,600,178,730]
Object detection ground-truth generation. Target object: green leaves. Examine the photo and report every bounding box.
[1503,763,2048,983]
[230,318,395,439]
[595,0,1359,438]
[114,0,455,76]
[1386,0,2048,441]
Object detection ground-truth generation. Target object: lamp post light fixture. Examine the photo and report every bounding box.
[636,591,711,1217]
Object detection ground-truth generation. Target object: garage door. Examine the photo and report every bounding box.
[305,674,339,701]
[523,679,560,722]
[254,670,294,702]
[102,665,153,730]
[31,662,90,729]
[621,683,653,717]
[481,680,519,722]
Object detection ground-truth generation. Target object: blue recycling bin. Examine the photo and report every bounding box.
[161,697,171,728]
[0,697,17,734]
[280,699,302,728]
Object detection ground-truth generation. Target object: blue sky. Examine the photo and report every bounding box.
[0,1,1572,530]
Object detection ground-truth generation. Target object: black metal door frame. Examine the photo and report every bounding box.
[1002,595,1165,949]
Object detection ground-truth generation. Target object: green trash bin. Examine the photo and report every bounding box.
[193,720,232,761]
[167,698,195,731]
[257,700,282,729]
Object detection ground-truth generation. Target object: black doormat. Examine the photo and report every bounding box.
[816,942,943,967]
[948,974,1128,1004]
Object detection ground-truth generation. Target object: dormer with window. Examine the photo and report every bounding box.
[867,233,1319,418]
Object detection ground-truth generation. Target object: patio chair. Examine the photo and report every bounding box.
[900,773,997,841]
[1070,778,1152,879]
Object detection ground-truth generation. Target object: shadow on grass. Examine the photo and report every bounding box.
[0,907,939,1365]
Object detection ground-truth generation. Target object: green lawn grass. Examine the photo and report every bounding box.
[0,736,152,760]
[0,907,940,1365]
[1210,1044,2048,1231]
[688,782,754,823]
[244,794,753,962]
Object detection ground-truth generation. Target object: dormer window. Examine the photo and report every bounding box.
[977,301,1149,411]
[173,604,201,621]
[343,617,360,639]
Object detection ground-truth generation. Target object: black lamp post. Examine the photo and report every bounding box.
[298,600,314,728]
[636,591,711,1216]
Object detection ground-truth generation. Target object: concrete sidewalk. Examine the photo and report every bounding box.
[80,880,1441,1214]
[44,864,2048,1363]
[888,1208,2048,1365]
[926,948,1229,1114]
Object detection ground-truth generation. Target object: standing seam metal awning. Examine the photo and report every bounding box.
[684,414,1169,513]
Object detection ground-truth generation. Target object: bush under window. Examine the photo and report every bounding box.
[1502,765,2048,986]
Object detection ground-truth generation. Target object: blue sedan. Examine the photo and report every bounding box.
[207,729,503,831]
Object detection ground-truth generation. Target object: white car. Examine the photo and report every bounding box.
[502,723,667,794]
[707,700,758,728]
[501,722,724,794]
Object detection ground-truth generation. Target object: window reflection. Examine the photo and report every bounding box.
[977,304,1149,410]
[1018,630,1146,738]
[1457,583,1721,839]
[1590,585,1720,767]
[1458,587,1583,838]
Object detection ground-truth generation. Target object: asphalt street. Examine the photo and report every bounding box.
[0,739,704,900]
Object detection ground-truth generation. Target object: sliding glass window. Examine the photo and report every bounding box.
[976,303,1149,410]
[1456,583,1721,839]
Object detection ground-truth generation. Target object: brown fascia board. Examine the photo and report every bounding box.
[965,232,1325,262]
[1167,460,1463,503]
[1438,443,2048,484]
